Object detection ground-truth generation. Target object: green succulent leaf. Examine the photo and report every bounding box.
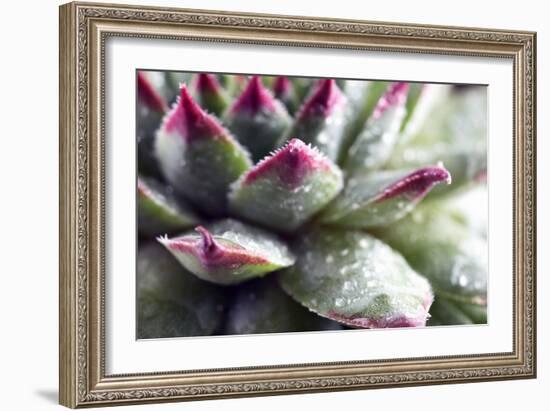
[155,84,252,216]
[224,76,292,161]
[428,296,487,326]
[279,228,433,328]
[138,177,199,237]
[374,202,487,305]
[158,219,295,285]
[137,71,168,114]
[388,87,487,196]
[218,74,247,97]
[191,73,229,117]
[428,297,473,326]
[139,71,180,106]
[456,299,487,324]
[345,82,409,174]
[290,77,315,101]
[399,83,423,133]
[339,80,389,164]
[389,145,486,197]
[398,84,448,144]
[137,72,167,178]
[272,76,299,114]
[229,138,344,233]
[321,165,451,228]
[225,277,342,335]
[278,79,349,161]
[439,184,488,238]
[137,242,225,339]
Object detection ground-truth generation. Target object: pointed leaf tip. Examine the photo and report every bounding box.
[299,78,346,119]
[191,73,229,117]
[272,76,299,114]
[372,82,409,119]
[158,220,295,285]
[229,138,343,232]
[279,79,349,161]
[231,76,277,114]
[273,76,292,97]
[195,73,223,94]
[195,225,217,254]
[224,76,291,161]
[321,166,451,228]
[155,84,252,216]
[137,71,168,113]
[241,138,336,188]
[375,164,451,203]
[345,82,409,174]
[163,84,226,140]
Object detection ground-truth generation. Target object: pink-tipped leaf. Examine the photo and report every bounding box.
[158,219,295,285]
[272,76,298,114]
[345,82,409,174]
[137,72,169,178]
[137,71,168,114]
[321,164,451,228]
[155,84,252,216]
[278,79,349,161]
[224,76,292,161]
[229,138,344,233]
[192,73,229,117]
[279,228,433,329]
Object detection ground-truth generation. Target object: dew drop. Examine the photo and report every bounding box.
[458,274,469,287]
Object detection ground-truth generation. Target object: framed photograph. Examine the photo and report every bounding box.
[59,2,537,408]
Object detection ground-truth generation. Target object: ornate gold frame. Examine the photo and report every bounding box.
[59,1,537,408]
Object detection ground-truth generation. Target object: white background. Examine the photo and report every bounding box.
[0,0,546,410]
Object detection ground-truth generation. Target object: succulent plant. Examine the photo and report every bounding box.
[137,70,488,338]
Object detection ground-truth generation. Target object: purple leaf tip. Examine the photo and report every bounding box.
[231,76,277,114]
[137,71,167,113]
[372,82,409,119]
[195,225,220,256]
[194,73,223,94]
[375,164,451,203]
[159,227,268,271]
[327,310,429,328]
[164,84,226,140]
[273,76,292,98]
[298,78,345,119]
[242,138,332,187]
